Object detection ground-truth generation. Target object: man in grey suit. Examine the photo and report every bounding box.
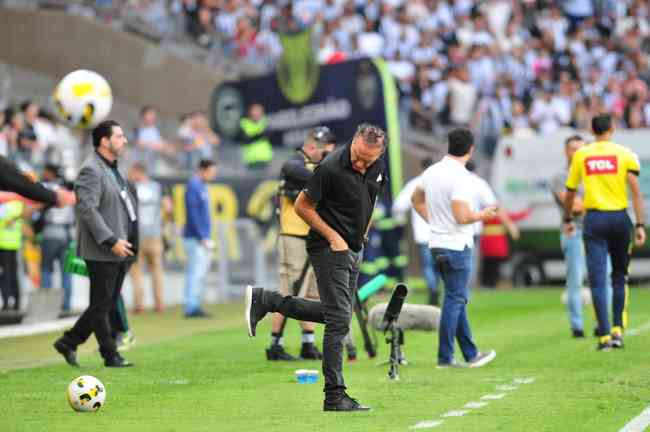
[53,120,138,368]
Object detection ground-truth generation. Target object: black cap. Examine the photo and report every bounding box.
[311,126,336,144]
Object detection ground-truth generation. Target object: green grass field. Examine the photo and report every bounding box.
[1,287,650,432]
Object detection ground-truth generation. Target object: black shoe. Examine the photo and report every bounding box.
[245,285,267,337]
[572,329,585,338]
[265,344,298,361]
[324,393,371,412]
[53,339,79,367]
[104,354,134,368]
[300,343,323,360]
[597,336,613,351]
[184,309,212,319]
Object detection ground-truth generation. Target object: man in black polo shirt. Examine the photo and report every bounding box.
[245,124,387,412]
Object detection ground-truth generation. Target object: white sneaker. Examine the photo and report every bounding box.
[467,350,496,368]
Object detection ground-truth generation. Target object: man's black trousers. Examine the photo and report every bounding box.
[0,250,19,309]
[264,247,361,396]
[62,260,128,359]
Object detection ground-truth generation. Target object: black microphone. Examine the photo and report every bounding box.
[382,283,408,325]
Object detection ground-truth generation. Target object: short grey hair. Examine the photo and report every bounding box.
[354,123,387,148]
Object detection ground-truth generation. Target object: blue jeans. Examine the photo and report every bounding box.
[583,210,632,336]
[41,238,73,311]
[432,247,478,364]
[418,243,439,303]
[561,229,613,331]
[183,238,212,314]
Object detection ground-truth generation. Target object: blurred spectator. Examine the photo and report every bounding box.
[392,157,439,305]
[38,164,75,315]
[14,128,43,174]
[183,158,217,318]
[0,200,26,311]
[238,103,272,170]
[20,100,39,132]
[447,66,477,126]
[178,111,220,171]
[133,106,169,174]
[0,110,8,156]
[128,162,172,314]
[529,89,569,135]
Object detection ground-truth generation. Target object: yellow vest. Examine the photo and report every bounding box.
[0,201,24,250]
[240,117,273,165]
[279,195,310,237]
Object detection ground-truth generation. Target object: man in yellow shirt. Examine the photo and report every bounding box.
[564,113,646,350]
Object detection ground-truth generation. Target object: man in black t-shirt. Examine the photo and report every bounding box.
[245,124,387,412]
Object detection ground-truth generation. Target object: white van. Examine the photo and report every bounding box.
[490,128,650,285]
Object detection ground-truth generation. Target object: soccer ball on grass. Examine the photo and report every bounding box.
[67,375,106,412]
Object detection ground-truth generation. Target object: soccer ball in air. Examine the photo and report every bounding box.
[67,375,106,412]
[53,70,113,129]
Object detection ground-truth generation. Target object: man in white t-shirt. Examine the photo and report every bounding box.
[411,128,497,368]
[392,158,440,305]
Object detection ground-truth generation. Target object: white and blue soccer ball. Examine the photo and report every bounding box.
[67,375,106,412]
[53,69,113,129]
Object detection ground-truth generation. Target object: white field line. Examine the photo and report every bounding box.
[0,317,77,339]
[481,393,507,401]
[410,420,444,429]
[442,411,468,417]
[464,402,488,409]
[409,377,535,430]
[619,406,650,432]
[626,320,650,337]
[495,384,519,391]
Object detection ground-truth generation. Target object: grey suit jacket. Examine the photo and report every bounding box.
[75,152,137,262]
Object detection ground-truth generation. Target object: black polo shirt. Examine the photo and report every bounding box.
[304,143,387,252]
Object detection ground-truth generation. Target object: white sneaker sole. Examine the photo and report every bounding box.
[468,350,496,368]
[245,285,253,337]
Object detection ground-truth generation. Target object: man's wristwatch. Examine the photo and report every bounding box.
[563,216,574,223]
[635,223,645,229]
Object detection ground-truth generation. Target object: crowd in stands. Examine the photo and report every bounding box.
[176,0,650,154]
[0,101,79,181]
[8,0,650,159]
[43,1,650,158]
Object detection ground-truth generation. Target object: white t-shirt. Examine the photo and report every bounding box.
[392,176,430,245]
[417,156,475,251]
[469,172,497,235]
